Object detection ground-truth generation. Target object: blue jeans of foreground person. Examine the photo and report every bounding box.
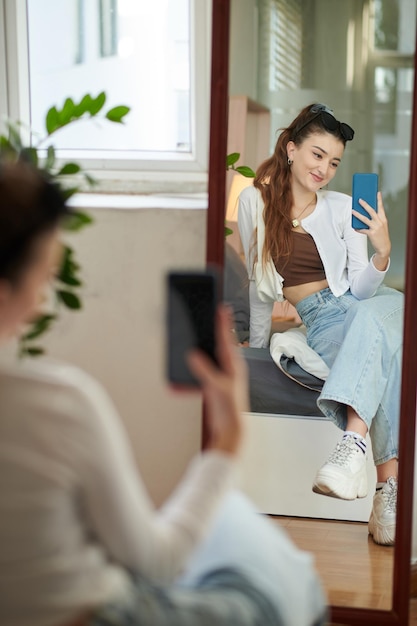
[91,492,327,626]
[296,285,404,465]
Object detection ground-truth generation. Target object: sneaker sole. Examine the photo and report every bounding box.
[312,473,368,500]
[368,514,395,546]
[312,483,367,500]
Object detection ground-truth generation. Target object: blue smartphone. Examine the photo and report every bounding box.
[352,173,378,230]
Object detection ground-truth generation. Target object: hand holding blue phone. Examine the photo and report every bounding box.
[352,172,379,230]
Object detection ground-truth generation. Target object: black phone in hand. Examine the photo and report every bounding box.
[166,269,220,388]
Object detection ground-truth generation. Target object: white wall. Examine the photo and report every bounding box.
[39,202,207,506]
[229,0,258,100]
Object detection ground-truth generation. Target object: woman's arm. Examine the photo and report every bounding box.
[63,308,247,584]
[342,193,390,299]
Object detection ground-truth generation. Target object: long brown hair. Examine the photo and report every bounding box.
[253,103,348,267]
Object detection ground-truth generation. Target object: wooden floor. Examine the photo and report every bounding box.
[270,516,417,626]
[273,516,393,610]
[269,516,417,623]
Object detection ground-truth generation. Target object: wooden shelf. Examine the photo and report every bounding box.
[227,95,271,175]
[226,95,271,255]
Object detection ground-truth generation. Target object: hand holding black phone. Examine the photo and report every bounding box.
[166,269,220,388]
[352,172,379,230]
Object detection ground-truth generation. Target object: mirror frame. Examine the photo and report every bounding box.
[206,1,416,623]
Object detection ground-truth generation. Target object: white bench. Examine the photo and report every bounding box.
[240,412,376,522]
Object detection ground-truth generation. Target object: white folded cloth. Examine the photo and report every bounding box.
[270,327,329,381]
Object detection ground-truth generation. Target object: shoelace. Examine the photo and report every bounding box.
[327,437,357,467]
[382,477,398,513]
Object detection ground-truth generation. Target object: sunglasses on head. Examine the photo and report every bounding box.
[294,104,355,142]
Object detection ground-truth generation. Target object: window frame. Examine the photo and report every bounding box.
[0,0,211,193]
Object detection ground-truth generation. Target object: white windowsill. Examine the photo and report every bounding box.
[68,192,208,211]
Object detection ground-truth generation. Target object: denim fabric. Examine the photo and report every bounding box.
[90,492,328,626]
[178,491,327,625]
[90,568,283,626]
[296,285,404,464]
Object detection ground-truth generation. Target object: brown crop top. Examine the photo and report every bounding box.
[274,232,326,288]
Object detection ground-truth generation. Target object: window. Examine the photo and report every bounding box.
[0,0,210,191]
[258,0,302,92]
[370,0,415,135]
[254,0,414,280]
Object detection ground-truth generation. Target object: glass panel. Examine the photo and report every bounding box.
[374,0,416,53]
[256,0,415,290]
[374,66,397,134]
[99,0,118,58]
[374,66,414,287]
[26,0,191,155]
[374,0,399,50]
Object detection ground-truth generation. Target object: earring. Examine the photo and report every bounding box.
[287,158,293,166]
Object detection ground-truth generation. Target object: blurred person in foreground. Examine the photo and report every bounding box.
[0,161,327,626]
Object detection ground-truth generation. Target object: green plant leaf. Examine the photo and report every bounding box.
[0,134,15,154]
[57,247,82,286]
[226,152,240,168]
[63,210,94,232]
[22,314,57,341]
[23,347,45,357]
[6,122,23,152]
[57,263,82,285]
[75,94,93,117]
[89,91,106,115]
[57,97,76,126]
[20,147,39,167]
[58,273,82,287]
[57,290,82,309]
[235,165,256,178]
[12,91,130,357]
[105,105,130,123]
[60,187,80,201]
[83,172,97,187]
[45,106,60,134]
[45,145,56,171]
[225,226,233,236]
[57,162,82,176]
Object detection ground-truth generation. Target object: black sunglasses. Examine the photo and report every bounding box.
[294,104,355,142]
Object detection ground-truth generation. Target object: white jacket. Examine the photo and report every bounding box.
[238,185,389,347]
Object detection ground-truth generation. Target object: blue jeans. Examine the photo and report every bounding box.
[295,285,404,465]
[91,568,279,626]
[91,492,327,626]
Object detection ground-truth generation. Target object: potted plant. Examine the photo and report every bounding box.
[0,92,130,356]
[225,152,255,236]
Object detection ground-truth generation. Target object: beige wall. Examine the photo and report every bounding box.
[40,203,207,506]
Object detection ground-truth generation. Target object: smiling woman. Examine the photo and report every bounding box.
[238,103,404,547]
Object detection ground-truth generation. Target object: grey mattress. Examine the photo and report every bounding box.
[241,347,324,416]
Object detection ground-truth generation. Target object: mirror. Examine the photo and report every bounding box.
[207,0,416,623]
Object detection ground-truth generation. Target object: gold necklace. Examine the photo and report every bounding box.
[291,198,315,228]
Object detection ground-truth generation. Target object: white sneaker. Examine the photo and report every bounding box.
[368,477,397,546]
[312,435,368,500]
